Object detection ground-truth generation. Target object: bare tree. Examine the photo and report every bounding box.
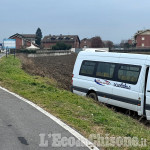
[103,41,113,49]
[91,36,104,48]
[120,40,128,48]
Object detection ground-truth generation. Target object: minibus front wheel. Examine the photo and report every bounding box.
[88,92,98,101]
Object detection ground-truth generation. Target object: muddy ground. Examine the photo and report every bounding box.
[18,53,77,90]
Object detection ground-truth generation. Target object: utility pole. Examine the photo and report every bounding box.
[14,49,16,59]
[6,47,8,58]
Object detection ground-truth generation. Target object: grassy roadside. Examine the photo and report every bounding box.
[0,55,150,150]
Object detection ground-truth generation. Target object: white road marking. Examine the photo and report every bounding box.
[0,86,99,150]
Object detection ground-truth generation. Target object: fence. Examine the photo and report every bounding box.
[27,50,71,57]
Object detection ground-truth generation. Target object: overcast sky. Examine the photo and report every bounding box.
[0,0,150,43]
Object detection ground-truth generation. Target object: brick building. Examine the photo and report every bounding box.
[80,38,92,48]
[134,30,150,48]
[9,33,38,49]
[42,34,80,49]
[80,37,105,48]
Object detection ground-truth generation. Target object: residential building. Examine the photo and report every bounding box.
[42,34,80,49]
[80,37,105,48]
[9,33,37,49]
[134,30,150,48]
[80,38,92,48]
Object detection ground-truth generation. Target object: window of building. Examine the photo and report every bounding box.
[79,61,96,76]
[51,38,55,40]
[96,62,115,79]
[142,37,145,40]
[142,43,145,47]
[59,37,63,40]
[117,65,141,84]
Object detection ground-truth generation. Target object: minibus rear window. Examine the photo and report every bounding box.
[117,64,141,84]
[79,61,96,76]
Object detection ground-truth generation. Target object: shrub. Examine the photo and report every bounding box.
[52,42,72,50]
[10,49,36,54]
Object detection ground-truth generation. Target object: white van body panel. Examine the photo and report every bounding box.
[73,90,86,97]
[72,51,150,120]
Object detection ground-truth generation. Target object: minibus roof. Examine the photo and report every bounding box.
[78,51,150,61]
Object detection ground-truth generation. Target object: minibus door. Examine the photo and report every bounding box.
[145,68,150,120]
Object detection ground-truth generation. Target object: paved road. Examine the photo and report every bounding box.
[0,53,96,150]
[0,88,93,150]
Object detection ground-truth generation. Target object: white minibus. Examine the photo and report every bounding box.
[72,51,150,120]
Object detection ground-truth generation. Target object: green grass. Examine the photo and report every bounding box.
[0,55,150,150]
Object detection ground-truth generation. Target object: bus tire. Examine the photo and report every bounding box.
[88,92,98,101]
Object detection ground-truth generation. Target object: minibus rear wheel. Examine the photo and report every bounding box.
[88,92,98,101]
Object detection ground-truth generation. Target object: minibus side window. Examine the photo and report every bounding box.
[79,61,96,76]
[117,64,141,84]
[96,62,115,79]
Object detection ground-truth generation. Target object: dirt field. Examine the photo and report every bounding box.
[18,53,77,90]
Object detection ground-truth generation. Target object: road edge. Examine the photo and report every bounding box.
[0,86,99,150]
